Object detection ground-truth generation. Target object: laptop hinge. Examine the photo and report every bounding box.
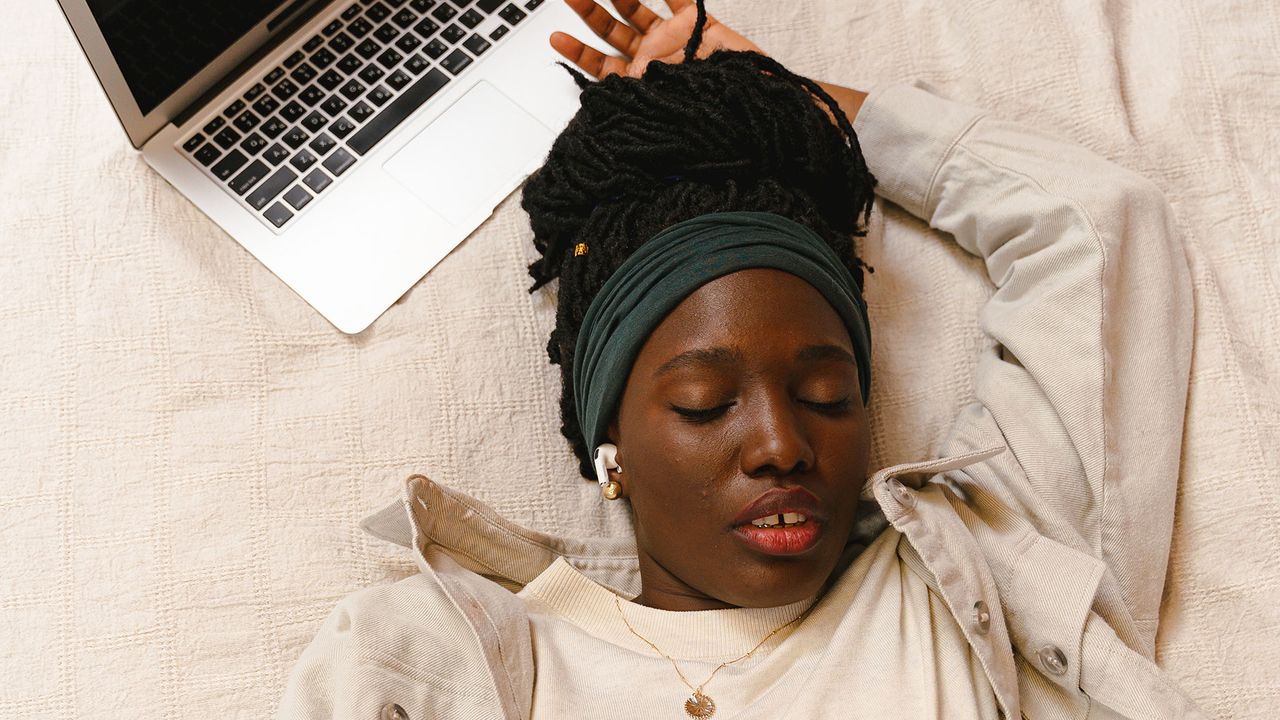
[172,0,329,129]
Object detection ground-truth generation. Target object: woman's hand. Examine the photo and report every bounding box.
[549,0,768,80]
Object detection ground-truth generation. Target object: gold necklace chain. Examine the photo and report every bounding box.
[612,595,813,719]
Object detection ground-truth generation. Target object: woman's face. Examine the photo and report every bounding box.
[608,268,871,611]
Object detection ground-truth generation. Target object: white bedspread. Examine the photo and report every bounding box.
[2,0,1277,717]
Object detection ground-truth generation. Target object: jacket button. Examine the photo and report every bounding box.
[380,703,409,720]
[972,600,991,634]
[1038,644,1068,676]
[887,478,916,509]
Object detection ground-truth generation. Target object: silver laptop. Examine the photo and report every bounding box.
[58,0,615,333]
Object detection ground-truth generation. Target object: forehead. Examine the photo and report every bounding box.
[633,268,853,367]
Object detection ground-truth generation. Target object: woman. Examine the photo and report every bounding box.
[278,0,1204,717]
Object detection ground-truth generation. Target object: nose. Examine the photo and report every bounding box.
[739,390,815,477]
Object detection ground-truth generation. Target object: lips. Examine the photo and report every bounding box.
[731,487,827,556]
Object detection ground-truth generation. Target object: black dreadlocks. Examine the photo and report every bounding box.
[520,0,877,480]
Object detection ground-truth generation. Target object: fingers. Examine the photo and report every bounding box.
[611,0,661,32]
[663,0,694,14]
[549,31,632,79]
[563,0,642,57]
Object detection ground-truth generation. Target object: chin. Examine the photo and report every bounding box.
[721,556,836,608]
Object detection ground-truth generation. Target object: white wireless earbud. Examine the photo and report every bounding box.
[593,443,621,486]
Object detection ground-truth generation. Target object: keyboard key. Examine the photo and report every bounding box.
[283,126,310,149]
[386,69,412,90]
[355,38,381,59]
[284,185,314,210]
[240,132,267,154]
[304,34,325,52]
[281,101,307,122]
[265,66,286,84]
[300,85,327,106]
[233,110,260,132]
[476,0,502,10]
[302,111,329,132]
[524,0,543,8]
[367,85,393,106]
[211,149,248,180]
[310,133,337,155]
[318,69,345,91]
[374,23,400,43]
[321,95,349,116]
[329,117,357,138]
[322,18,344,36]
[342,3,362,20]
[359,65,386,84]
[459,9,483,27]
[312,47,337,69]
[247,167,298,209]
[341,79,367,100]
[329,31,355,52]
[498,4,525,23]
[252,95,281,116]
[367,1,392,21]
[463,33,490,55]
[349,18,374,38]
[347,68,448,155]
[387,0,409,7]
[230,159,270,195]
[393,8,418,27]
[396,33,422,53]
[245,83,266,100]
[291,62,318,85]
[182,133,205,152]
[264,143,291,165]
[283,50,306,69]
[377,48,403,68]
[439,47,472,75]
[263,202,294,228]
[447,0,471,7]
[411,0,437,11]
[203,116,226,134]
[273,78,300,100]
[441,24,465,43]
[302,168,333,193]
[349,100,374,122]
[337,53,364,74]
[405,54,429,74]
[323,147,357,175]
[414,17,439,38]
[489,24,509,41]
[261,117,288,138]
[424,39,448,58]
[432,4,457,21]
[195,143,221,166]
[214,126,242,149]
[291,149,318,172]
[224,99,246,117]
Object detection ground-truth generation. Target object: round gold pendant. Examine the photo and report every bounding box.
[684,691,716,719]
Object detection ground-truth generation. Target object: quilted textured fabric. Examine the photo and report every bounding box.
[0,0,1276,718]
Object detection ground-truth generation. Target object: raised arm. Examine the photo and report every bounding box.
[848,79,1194,653]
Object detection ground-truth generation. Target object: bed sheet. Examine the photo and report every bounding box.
[1,0,1276,717]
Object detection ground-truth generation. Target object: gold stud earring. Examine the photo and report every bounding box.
[601,480,622,500]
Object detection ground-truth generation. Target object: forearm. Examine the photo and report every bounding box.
[813,80,868,126]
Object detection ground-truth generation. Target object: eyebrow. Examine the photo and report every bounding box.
[653,344,856,377]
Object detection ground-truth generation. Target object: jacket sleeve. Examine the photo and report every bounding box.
[850,80,1194,651]
[276,575,503,720]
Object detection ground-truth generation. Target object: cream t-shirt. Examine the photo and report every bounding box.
[516,528,998,719]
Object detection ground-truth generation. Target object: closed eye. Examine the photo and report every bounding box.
[671,403,734,422]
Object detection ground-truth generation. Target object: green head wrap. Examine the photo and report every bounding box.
[573,210,872,453]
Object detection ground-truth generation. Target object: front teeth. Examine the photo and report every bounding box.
[750,512,808,528]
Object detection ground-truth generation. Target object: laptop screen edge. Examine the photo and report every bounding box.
[55,0,324,149]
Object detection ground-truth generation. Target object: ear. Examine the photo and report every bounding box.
[606,419,622,471]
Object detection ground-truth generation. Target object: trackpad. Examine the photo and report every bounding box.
[383,80,555,227]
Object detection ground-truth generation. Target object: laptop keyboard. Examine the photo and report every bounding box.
[179,0,545,230]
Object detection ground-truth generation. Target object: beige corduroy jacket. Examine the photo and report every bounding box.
[277,81,1206,719]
